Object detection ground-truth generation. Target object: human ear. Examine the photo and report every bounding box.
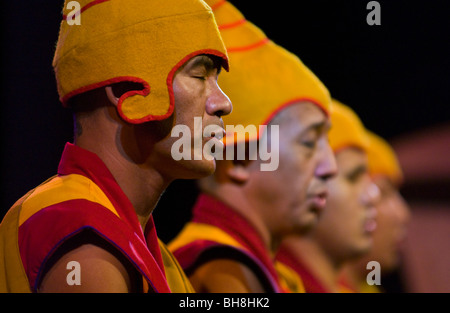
[105,86,119,106]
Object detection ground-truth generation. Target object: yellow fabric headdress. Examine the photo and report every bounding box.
[53,0,228,124]
[366,131,404,186]
[205,0,331,143]
[328,99,369,153]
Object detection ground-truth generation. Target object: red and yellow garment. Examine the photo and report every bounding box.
[169,194,304,293]
[277,247,354,293]
[277,247,328,293]
[0,143,193,293]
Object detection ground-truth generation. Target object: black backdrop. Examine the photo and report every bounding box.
[1,1,449,292]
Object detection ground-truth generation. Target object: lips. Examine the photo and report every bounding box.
[364,206,378,233]
[308,191,328,212]
[203,125,226,154]
[364,218,377,233]
[204,124,226,141]
[212,128,226,141]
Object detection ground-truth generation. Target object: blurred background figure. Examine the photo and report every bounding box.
[276,100,380,293]
[390,124,450,293]
[168,0,336,293]
[339,131,411,292]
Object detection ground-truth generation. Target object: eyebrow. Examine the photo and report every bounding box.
[189,55,222,75]
[346,164,368,180]
[303,119,330,134]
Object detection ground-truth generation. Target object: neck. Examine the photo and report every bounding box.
[209,184,275,256]
[339,263,361,292]
[74,108,172,231]
[283,236,344,292]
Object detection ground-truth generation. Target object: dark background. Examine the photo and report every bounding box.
[1,0,449,292]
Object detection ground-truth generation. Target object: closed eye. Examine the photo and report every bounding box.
[301,140,316,149]
[346,165,367,183]
[192,75,206,81]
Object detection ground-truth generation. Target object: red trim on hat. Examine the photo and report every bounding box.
[123,49,228,124]
[262,97,330,126]
[209,0,227,11]
[218,18,246,30]
[60,75,150,107]
[227,37,270,53]
[60,75,155,124]
[225,98,330,145]
[164,49,229,118]
[61,49,228,124]
[62,0,110,21]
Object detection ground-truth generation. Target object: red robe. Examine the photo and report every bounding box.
[0,143,191,293]
[169,193,303,292]
[277,246,355,293]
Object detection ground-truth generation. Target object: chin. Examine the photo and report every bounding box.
[293,215,319,235]
[354,239,373,258]
[175,158,216,179]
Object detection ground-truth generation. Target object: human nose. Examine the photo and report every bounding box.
[316,139,338,181]
[205,81,232,118]
[363,181,381,207]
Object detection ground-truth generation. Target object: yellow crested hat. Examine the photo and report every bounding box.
[366,131,404,185]
[205,0,331,143]
[328,99,369,153]
[53,0,228,124]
